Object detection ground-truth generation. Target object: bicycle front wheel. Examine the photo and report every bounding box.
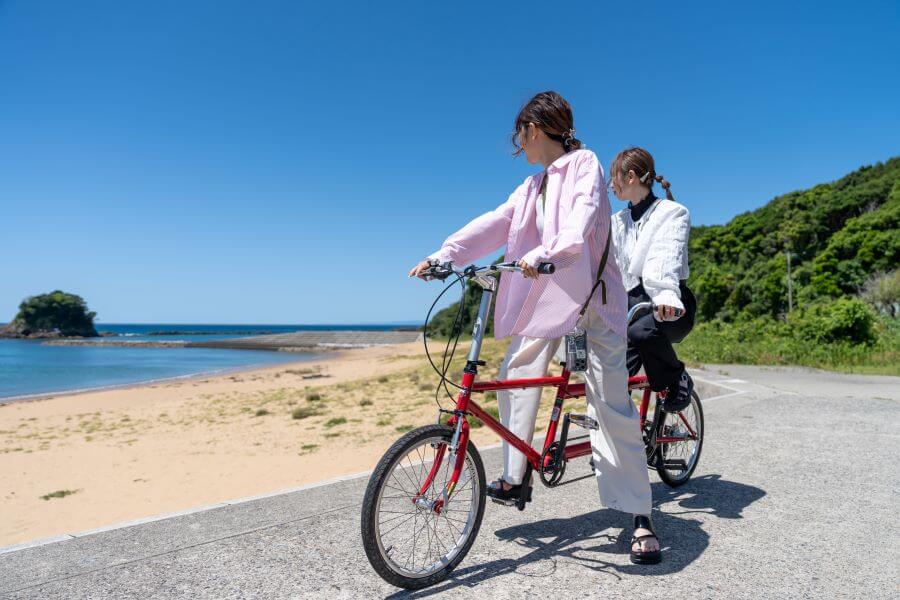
[360,424,486,590]
[655,391,704,487]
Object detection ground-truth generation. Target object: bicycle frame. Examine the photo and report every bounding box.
[418,270,696,508]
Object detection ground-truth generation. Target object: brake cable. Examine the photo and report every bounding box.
[421,269,468,409]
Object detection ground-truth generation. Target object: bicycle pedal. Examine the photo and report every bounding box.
[568,413,599,430]
[490,497,516,507]
[662,459,688,472]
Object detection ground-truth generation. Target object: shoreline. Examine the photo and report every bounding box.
[0,352,324,406]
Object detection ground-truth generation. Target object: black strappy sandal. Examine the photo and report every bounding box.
[630,515,662,565]
[486,478,523,503]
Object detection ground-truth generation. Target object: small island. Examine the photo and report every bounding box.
[0,291,99,338]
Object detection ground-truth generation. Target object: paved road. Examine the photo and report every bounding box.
[2,366,898,599]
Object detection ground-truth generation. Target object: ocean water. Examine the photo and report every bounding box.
[0,323,415,401]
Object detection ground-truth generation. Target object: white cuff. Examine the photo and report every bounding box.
[520,246,548,268]
[650,289,684,313]
[426,250,452,264]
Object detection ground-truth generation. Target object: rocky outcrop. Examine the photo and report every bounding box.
[1,291,99,339]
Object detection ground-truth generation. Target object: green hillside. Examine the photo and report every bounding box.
[681,157,899,373]
[688,157,899,322]
[428,158,900,374]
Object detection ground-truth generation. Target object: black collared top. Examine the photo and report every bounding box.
[629,190,658,221]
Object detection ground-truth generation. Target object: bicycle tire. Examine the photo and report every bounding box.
[655,391,704,487]
[360,424,486,590]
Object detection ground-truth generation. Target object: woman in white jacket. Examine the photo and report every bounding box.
[609,147,696,410]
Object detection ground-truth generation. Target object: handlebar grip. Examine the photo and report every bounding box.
[537,263,555,275]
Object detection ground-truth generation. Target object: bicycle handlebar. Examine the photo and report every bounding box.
[627,301,684,324]
[420,260,554,281]
[488,262,555,275]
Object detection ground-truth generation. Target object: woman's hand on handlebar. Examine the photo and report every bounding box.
[408,260,433,280]
[656,305,682,321]
[516,259,539,279]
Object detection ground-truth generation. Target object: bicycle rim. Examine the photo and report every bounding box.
[657,391,703,484]
[373,434,482,580]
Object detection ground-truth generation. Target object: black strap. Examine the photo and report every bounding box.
[577,221,613,319]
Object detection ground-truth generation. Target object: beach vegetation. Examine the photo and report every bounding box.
[324,417,347,428]
[40,489,80,501]
[306,393,323,402]
[292,406,319,420]
[286,367,317,376]
[394,424,414,433]
[254,409,270,417]
[359,399,373,406]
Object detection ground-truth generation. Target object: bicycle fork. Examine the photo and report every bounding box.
[416,277,494,514]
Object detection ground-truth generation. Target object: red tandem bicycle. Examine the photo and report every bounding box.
[360,261,703,589]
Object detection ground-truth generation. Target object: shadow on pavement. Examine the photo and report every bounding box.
[387,473,765,599]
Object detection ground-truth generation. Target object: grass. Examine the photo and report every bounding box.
[254,409,270,417]
[469,400,500,429]
[306,393,323,402]
[679,318,900,376]
[394,424,414,433]
[40,489,79,501]
[291,406,319,420]
[300,443,319,453]
[358,399,373,407]
[285,368,317,376]
[324,417,347,428]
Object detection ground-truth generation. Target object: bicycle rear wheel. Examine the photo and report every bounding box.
[360,424,486,590]
[655,391,703,487]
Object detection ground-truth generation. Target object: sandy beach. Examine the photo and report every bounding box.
[0,338,587,547]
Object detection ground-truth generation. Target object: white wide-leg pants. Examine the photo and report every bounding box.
[496,309,652,515]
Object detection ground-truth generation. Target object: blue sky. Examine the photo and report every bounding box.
[1,1,898,324]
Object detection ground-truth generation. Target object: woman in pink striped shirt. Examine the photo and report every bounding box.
[409,91,661,565]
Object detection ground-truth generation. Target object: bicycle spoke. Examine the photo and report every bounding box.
[380,510,420,538]
[388,473,414,496]
[370,433,481,581]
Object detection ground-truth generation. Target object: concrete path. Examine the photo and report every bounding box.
[2,366,898,599]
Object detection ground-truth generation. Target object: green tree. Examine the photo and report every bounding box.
[6,291,99,337]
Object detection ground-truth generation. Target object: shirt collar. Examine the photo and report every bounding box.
[629,190,658,221]
[546,150,579,173]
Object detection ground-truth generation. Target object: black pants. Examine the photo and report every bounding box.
[626,281,696,392]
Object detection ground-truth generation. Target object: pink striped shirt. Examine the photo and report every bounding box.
[428,149,627,340]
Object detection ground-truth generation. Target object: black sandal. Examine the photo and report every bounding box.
[630,515,662,564]
[486,478,522,502]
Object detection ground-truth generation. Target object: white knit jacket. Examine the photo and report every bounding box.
[611,198,691,311]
